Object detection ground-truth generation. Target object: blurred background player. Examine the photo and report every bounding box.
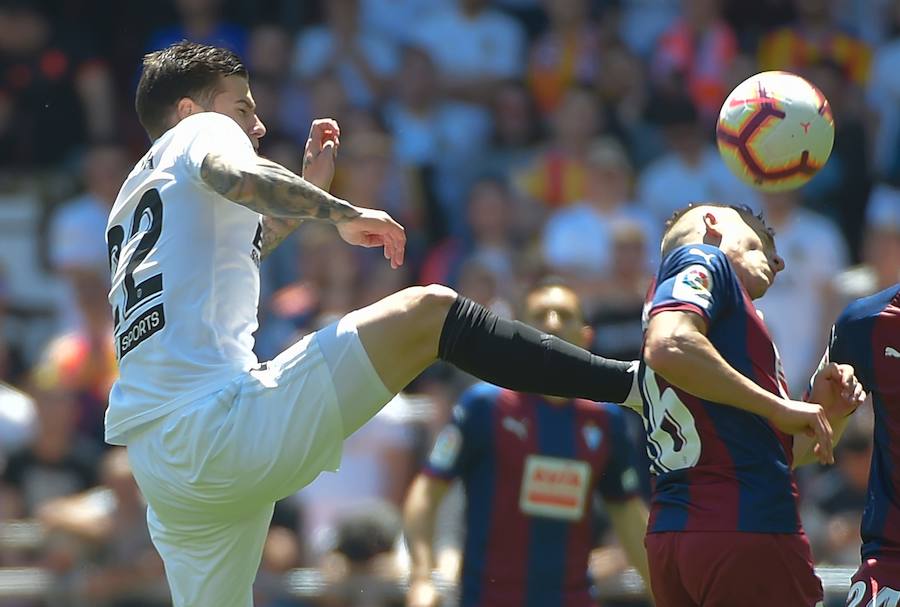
[814,283,900,606]
[639,203,864,607]
[404,282,651,607]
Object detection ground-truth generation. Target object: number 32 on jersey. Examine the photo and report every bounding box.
[106,188,166,361]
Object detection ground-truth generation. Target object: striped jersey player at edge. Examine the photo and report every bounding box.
[404,283,651,607]
[815,284,900,607]
[106,42,644,607]
[633,203,866,607]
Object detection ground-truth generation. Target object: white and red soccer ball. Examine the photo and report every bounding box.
[716,71,835,192]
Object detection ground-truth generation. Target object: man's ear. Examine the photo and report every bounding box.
[702,212,723,247]
[175,97,198,122]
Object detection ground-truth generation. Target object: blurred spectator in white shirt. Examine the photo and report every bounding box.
[754,190,849,394]
[292,0,399,109]
[542,137,659,281]
[831,183,900,307]
[407,0,526,108]
[637,93,760,223]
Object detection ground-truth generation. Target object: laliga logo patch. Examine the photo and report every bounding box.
[671,264,714,310]
[681,267,711,292]
[582,423,603,451]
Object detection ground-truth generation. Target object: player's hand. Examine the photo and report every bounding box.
[302,118,340,191]
[809,362,866,419]
[407,577,440,607]
[771,399,834,465]
[337,207,406,268]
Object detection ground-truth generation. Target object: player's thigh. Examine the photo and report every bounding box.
[349,284,457,395]
[847,559,900,607]
[645,533,699,607]
[678,532,823,607]
[146,502,274,607]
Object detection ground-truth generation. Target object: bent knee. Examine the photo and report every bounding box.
[404,284,457,314]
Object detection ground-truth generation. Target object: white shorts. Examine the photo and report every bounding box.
[126,314,393,607]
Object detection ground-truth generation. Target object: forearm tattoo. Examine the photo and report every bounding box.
[259,216,303,260]
[200,153,360,223]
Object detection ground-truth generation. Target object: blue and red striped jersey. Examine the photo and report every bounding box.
[424,383,640,607]
[639,243,802,534]
[822,283,900,559]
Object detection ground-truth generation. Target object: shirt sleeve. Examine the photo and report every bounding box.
[596,406,641,503]
[649,246,735,327]
[178,113,257,184]
[423,385,494,480]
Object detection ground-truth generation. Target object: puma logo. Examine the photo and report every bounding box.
[688,248,716,265]
[502,416,528,440]
[887,346,900,359]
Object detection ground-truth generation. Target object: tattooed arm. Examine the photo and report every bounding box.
[200,152,407,268]
[200,153,360,222]
[255,119,341,259]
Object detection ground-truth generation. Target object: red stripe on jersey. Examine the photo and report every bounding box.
[874,300,900,552]
[661,375,742,531]
[480,390,537,606]
[742,291,802,527]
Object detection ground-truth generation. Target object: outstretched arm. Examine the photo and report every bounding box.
[200,132,405,267]
[200,152,359,221]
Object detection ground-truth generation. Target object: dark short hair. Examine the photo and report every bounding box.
[663,202,776,248]
[135,41,247,139]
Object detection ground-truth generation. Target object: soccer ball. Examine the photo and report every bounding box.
[716,71,834,192]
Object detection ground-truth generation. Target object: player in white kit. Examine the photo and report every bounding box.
[107,42,694,606]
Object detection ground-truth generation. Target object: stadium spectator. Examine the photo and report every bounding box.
[527,0,605,116]
[0,371,100,520]
[541,137,659,282]
[382,44,490,239]
[831,184,900,309]
[616,0,680,58]
[594,43,661,168]
[801,423,872,566]
[419,176,520,299]
[406,0,526,110]
[472,81,543,187]
[754,189,849,394]
[587,221,653,362]
[513,86,604,209]
[146,0,247,57]
[637,93,759,222]
[651,0,739,121]
[37,447,167,607]
[0,0,116,167]
[758,0,871,86]
[49,142,131,329]
[359,0,447,44]
[866,0,900,181]
[292,0,399,109]
[320,500,405,607]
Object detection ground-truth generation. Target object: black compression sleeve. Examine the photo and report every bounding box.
[437,296,635,403]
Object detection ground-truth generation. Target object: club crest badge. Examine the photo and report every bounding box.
[583,423,603,451]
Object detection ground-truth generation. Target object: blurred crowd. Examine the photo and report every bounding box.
[1,0,899,605]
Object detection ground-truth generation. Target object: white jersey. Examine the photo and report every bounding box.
[105,112,262,445]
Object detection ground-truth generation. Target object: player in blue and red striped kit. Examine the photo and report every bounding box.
[404,283,651,607]
[818,284,900,607]
[638,203,866,607]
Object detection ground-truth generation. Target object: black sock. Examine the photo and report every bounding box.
[437,296,635,403]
